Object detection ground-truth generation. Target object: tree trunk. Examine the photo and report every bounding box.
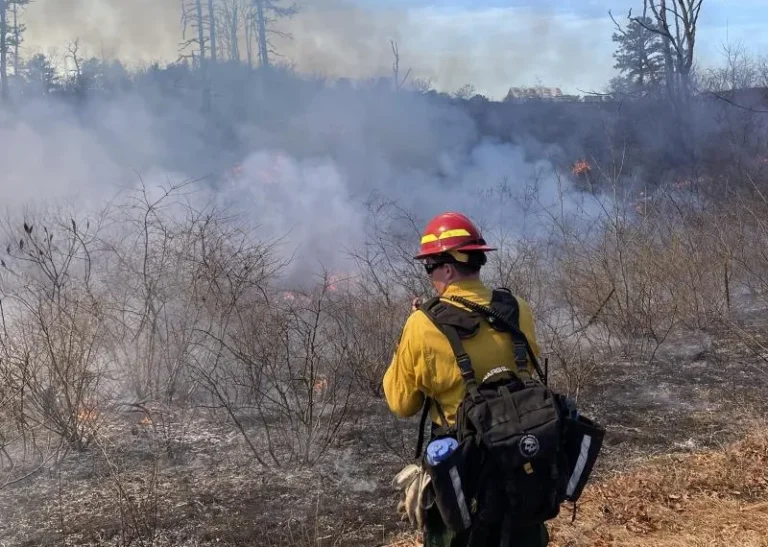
[255,0,269,67]
[245,12,253,67]
[0,0,7,102]
[207,0,217,64]
[12,1,18,77]
[195,0,206,65]
[194,0,211,112]
[229,4,239,61]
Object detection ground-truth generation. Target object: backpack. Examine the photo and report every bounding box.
[414,288,605,534]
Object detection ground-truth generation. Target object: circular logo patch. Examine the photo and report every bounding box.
[519,434,540,458]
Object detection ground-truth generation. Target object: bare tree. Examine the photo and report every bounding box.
[207,0,218,64]
[217,0,244,61]
[703,42,759,92]
[180,0,213,110]
[10,0,21,76]
[180,0,208,67]
[760,56,768,88]
[243,0,255,66]
[64,38,91,96]
[390,40,411,90]
[249,0,298,68]
[633,0,704,104]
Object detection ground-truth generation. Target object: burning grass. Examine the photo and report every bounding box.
[391,425,768,547]
[571,159,592,176]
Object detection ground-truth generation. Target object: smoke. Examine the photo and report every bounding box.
[333,449,377,493]
[2,0,620,285]
[192,83,593,277]
[23,0,616,97]
[0,75,600,282]
[0,99,141,211]
[23,0,181,65]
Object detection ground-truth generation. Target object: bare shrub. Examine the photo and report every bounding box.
[0,210,112,451]
[0,181,365,469]
[342,196,432,398]
[103,181,251,405]
[483,235,550,312]
[541,168,735,367]
[0,373,61,491]
[329,287,407,399]
[347,195,431,303]
[722,180,768,301]
[193,271,356,467]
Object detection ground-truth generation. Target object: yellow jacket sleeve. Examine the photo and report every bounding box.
[382,313,427,418]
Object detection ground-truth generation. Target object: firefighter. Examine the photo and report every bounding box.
[383,211,549,547]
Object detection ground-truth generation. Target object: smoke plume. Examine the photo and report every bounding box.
[23,0,616,97]
[1,0,620,284]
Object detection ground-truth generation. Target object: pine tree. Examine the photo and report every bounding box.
[0,0,29,101]
[25,53,59,96]
[610,15,665,95]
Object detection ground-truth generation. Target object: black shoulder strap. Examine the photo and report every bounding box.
[418,298,482,399]
[490,289,531,376]
[448,290,547,383]
[411,297,483,454]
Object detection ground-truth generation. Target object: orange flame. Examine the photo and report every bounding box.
[313,377,328,395]
[77,405,99,423]
[313,377,328,391]
[327,273,346,292]
[571,159,591,176]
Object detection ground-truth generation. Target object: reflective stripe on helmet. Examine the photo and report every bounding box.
[420,228,472,244]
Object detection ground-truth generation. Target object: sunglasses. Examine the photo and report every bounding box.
[424,262,445,275]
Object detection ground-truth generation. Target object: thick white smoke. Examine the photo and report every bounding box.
[0,80,601,283]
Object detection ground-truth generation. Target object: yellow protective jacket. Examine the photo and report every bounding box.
[383,279,541,426]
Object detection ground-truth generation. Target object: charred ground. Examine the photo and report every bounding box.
[1,298,766,547]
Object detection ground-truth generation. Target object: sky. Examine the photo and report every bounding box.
[20,0,768,100]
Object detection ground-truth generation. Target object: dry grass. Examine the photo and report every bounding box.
[392,426,768,547]
[386,535,422,547]
[550,424,768,547]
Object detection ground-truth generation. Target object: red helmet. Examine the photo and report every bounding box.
[414,211,496,260]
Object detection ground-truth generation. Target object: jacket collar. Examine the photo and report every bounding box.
[441,279,490,300]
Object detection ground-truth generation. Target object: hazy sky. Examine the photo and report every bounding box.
[21,0,768,99]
